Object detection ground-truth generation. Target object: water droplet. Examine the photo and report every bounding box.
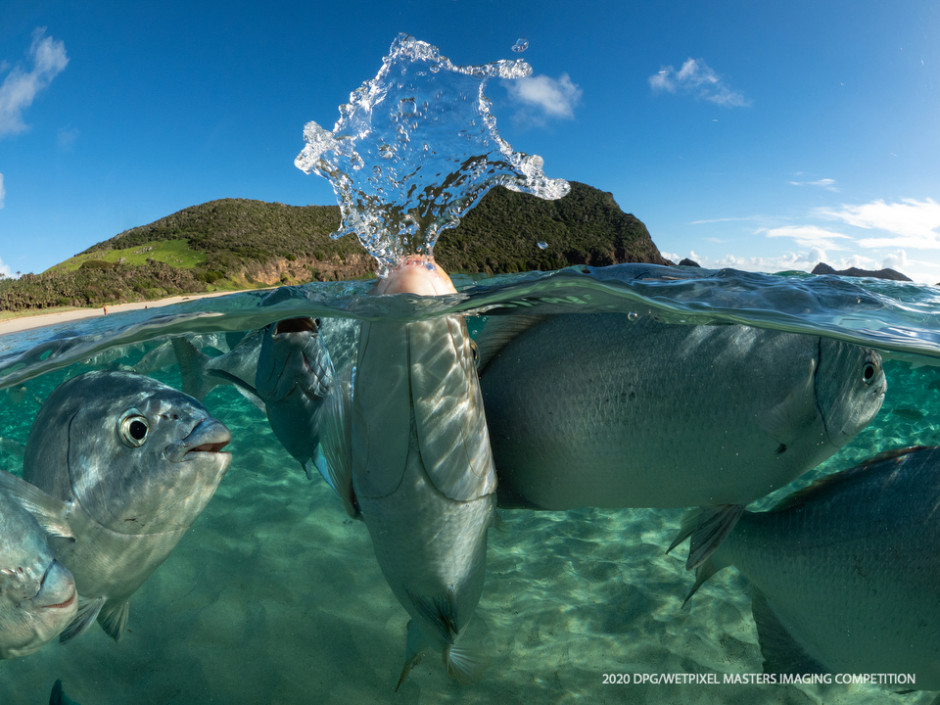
[627,312,640,322]
[536,241,548,250]
[512,38,529,53]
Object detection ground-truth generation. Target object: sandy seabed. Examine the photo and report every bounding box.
[0,323,938,705]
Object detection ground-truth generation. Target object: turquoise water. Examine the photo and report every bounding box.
[0,264,939,704]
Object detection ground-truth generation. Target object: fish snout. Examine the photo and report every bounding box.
[168,417,232,461]
[375,256,457,296]
[35,560,77,611]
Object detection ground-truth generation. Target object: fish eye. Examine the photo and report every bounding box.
[862,361,878,384]
[119,412,150,447]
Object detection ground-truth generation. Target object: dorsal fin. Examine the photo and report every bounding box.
[474,315,547,373]
[771,446,929,513]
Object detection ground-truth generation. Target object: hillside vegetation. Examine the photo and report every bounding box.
[0,181,665,312]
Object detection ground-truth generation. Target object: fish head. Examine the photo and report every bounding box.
[353,257,496,501]
[815,340,887,447]
[25,371,231,536]
[0,494,77,658]
[255,317,334,403]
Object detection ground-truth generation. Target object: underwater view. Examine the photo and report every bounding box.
[1,266,940,705]
[1,24,940,705]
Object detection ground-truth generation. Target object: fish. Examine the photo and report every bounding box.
[0,471,77,659]
[321,256,496,688]
[477,313,886,565]
[22,370,232,642]
[173,329,267,409]
[253,317,334,480]
[683,446,940,689]
[49,679,81,705]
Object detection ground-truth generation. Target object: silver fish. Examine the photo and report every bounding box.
[684,446,940,688]
[22,370,232,642]
[174,329,267,408]
[322,257,496,688]
[478,313,886,565]
[254,317,334,480]
[0,471,77,658]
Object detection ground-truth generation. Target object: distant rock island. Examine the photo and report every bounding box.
[0,181,667,312]
[811,262,913,282]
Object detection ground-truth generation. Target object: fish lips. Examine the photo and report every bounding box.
[165,417,232,464]
[35,560,77,612]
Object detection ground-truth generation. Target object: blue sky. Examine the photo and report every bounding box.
[2,1,939,282]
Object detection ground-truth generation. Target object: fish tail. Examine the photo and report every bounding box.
[171,337,215,400]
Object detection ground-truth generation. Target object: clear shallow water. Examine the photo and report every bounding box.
[0,265,939,705]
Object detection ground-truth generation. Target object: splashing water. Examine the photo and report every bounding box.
[294,33,569,277]
[512,38,529,53]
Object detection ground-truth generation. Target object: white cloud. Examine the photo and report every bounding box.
[788,178,839,192]
[0,256,11,278]
[762,225,854,251]
[648,58,751,107]
[0,27,69,138]
[0,172,5,209]
[818,198,940,249]
[504,73,582,121]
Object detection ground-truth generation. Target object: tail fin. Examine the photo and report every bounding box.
[171,337,217,400]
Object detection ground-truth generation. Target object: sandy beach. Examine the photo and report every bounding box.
[0,289,264,335]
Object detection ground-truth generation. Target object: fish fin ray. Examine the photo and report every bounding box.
[751,588,827,675]
[395,619,431,691]
[444,642,488,684]
[682,558,725,608]
[98,599,130,641]
[0,469,73,539]
[320,366,359,517]
[668,505,744,570]
[171,338,215,400]
[59,596,105,643]
[474,314,548,373]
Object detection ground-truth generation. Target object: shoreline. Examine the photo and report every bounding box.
[0,289,263,335]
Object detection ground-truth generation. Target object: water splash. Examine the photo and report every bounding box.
[295,33,570,277]
[512,38,529,53]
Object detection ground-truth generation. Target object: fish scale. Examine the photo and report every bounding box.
[692,447,940,686]
[479,313,885,510]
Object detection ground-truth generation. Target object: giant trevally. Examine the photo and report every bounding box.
[683,446,940,689]
[0,471,77,658]
[22,370,232,641]
[477,313,886,565]
[254,317,334,480]
[321,256,496,689]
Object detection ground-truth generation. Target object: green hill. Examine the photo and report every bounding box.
[0,181,665,312]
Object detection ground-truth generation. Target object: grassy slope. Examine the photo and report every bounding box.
[0,182,665,312]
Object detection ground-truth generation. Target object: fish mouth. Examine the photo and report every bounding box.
[275,317,318,335]
[37,561,77,610]
[169,418,232,461]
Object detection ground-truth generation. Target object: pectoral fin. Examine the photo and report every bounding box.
[60,596,105,643]
[0,469,73,540]
[98,599,130,641]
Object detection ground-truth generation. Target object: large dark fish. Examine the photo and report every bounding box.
[684,446,940,689]
[478,313,886,564]
[22,371,232,642]
[0,472,77,658]
[321,257,496,688]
